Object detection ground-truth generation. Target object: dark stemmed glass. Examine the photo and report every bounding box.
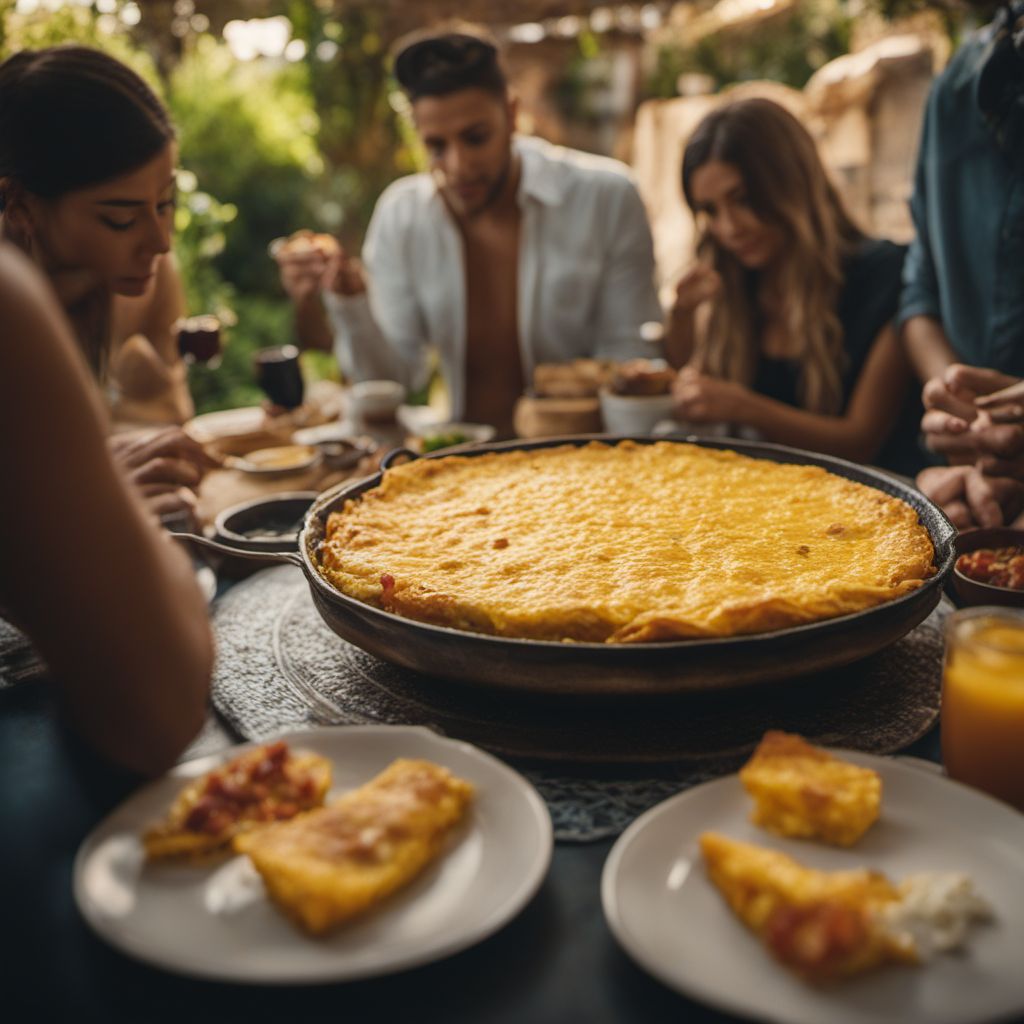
[253,345,304,410]
[176,315,222,367]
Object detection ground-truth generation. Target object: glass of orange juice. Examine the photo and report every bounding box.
[942,607,1024,811]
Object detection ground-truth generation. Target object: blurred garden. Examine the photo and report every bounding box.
[0,0,965,413]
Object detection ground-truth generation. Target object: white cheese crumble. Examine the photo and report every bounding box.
[881,872,993,960]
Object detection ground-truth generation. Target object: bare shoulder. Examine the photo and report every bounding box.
[0,247,64,357]
[0,244,90,389]
[0,244,50,309]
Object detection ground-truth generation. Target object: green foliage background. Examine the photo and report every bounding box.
[1,0,958,413]
[0,1,414,413]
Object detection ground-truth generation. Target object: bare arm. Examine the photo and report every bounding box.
[110,253,194,422]
[662,264,721,369]
[674,325,911,463]
[323,196,432,391]
[276,248,335,351]
[903,314,957,384]
[294,293,335,351]
[0,248,213,775]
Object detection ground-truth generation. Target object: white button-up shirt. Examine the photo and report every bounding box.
[323,135,662,419]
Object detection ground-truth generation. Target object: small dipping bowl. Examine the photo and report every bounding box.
[231,444,321,476]
[292,426,375,471]
[951,527,1024,608]
[213,492,318,579]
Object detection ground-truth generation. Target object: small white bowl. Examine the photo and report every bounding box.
[598,389,676,436]
[349,380,406,424]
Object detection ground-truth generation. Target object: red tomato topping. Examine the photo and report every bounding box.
[957,546,1024,589]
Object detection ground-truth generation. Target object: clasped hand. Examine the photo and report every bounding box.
[918,364,1024,528]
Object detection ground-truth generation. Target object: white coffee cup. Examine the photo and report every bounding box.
[349,379,406,425]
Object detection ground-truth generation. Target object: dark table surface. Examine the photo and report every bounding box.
[4,661,952,1024]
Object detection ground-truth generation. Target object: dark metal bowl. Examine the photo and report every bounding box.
[212,492,318,580]
[283,435,956,697]
[951,527,1024,609]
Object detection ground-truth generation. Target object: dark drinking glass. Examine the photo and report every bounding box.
[254,345,304,409]
[176,315,222,365]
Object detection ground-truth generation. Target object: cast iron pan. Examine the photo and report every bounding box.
[182,435,955,697]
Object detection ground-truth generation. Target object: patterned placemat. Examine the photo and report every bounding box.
[0,617,44,689]
[211,566,947,841]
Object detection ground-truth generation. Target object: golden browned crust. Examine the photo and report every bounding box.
[143,742,332,863]
[318,441,935,644]
[234,758,474,935]
[700,832,916,983]
[739,732,882,847]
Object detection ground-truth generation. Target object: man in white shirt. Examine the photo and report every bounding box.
[277,29,662,437]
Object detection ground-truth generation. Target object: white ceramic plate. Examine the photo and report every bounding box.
[228,445,321,476]
[602,752,1024,1024]
[74,726,552,984]
[291,422,359,446]
[185,406,267,442]
[396,404,446,433]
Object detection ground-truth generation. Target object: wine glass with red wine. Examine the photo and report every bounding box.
[176,315,222,368]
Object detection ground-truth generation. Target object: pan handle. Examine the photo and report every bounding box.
[380,446,420,470]
[170,532,303,568]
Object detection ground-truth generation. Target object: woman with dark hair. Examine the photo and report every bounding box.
[0,45,216,520]
[666,97,921,473]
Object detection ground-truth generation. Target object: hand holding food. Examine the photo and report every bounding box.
[609,359,676,397]
[672,367,748,424]
[272,229,342,304]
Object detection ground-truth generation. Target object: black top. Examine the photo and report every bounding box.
[752,238,925,475]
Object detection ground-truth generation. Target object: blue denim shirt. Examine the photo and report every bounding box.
[898,24,1024,373]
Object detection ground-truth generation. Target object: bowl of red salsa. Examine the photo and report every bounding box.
[952,527,1024,608]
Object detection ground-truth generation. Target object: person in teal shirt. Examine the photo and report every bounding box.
[903,4,1024,528]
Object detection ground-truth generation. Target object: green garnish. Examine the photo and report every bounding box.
[422,431,470,452]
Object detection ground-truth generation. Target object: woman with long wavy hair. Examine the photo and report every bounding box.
[666,97,921,472]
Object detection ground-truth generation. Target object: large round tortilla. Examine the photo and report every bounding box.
[318,441,935,643]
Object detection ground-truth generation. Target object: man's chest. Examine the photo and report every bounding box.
[462,219,521,328]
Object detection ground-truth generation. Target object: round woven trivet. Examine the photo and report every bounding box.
[211,566,946,841]
[0,617,44,689]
